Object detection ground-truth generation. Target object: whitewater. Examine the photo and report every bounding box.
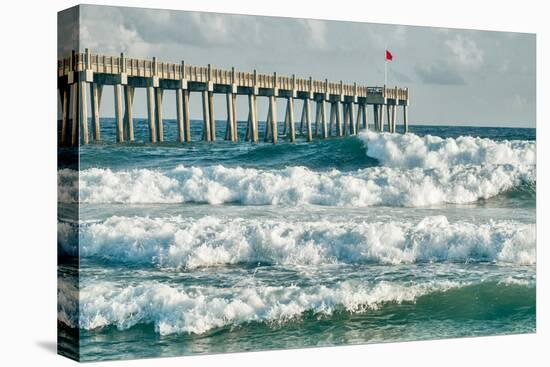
[59,120,536,361]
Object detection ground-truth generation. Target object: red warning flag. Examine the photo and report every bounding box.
[385,49,393,61]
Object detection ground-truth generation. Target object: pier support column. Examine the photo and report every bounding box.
[329,102,336,136]
[247,94,258,143]
[282,100,289,136]
[363,104,368,130]
[201,91,211,142]
[342,103,349,136]
[90,83,102,142]
[176,89,185,143]
[379,104,385,132]
[245,110,251,141]
[124,86,134,142]
[225,93,235,142]
[403,105,408,133]
[372,104,380,131]
[336,101,343,136]
[146,86,157,143]
[314,101,321,137]
[155,88,164,142]
[320,100,328,139]
[355,103,363,133]
[232,93,238,142]
[392,104,397,133]
[183,90,191,142]
[287,97,296,142]
[209,92,216,142]
[265,96,278,144]
[349,102,356,135]
[114,84,124,143]
[79,81,89,145]
[70,82,78,146]
[304,98,312,142]
[299,100,306,135]
[386,104,392,133]
[60,86,70,146]
[265,99,272,142]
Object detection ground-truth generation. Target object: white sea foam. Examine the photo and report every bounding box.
[78,279,462,335]
[71,163,533,206]
[79,215,535,268]
[360,131,536,169]
[58,276,79,328]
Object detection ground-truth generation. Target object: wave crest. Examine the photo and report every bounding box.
[360,131,535,169]
[79,215,535,269]
[78,280,461,335]
[70,163,534,206]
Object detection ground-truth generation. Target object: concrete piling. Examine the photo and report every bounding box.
[124,86,134,142]
[146,86,156,143]
[90,83,101,142]
[60,86,69,146]
[79,81,89,145]
[202,90,211,142]
[155,88,164,142]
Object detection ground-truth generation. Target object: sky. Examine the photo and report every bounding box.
[59,4,536,128]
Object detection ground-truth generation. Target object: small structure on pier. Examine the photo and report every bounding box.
[57,50,410,146]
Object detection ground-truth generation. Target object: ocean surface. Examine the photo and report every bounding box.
[58,118,536,361]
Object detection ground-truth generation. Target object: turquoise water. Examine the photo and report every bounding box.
[58,118,536,361]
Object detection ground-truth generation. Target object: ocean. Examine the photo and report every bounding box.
[57,118,536,362]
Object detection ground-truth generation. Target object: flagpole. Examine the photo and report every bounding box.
[385,58,387,86]
[384,45,388,86]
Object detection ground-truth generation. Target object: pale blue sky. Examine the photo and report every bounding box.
[59,5,536,128]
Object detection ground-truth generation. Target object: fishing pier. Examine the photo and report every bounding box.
[57,50,410,146]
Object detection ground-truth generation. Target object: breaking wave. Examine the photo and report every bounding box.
[77,279,462,335]
[69,163,533,206]
[79,215,535,269]
[359,131,535,169]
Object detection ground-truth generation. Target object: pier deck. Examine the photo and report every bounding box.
[57,50,410,146]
